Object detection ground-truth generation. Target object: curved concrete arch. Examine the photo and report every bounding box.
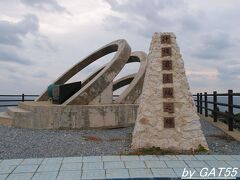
[113,74,135,91]
[37,39,131,105]
[114,51,147,104]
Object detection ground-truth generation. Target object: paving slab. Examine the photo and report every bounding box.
[37,163,61,172]
[129,168,153,178]
[231,155,240,160]
[139,155,159,161]
[0,159,23,166]
[121,155,140,161]
[104,161,125,169]
[106,168,129,179]
[184,160,209,168]
[13,164,39,173]
[57,171,81,180]
[157,155,178,160]
[82,169,105,179]
[83,156,101,162]
[165,160,187,168]
[151,168,177,178]
[225,160,240,167]
[0,155,240,179]
[204,160,231,168]
[6,173,33,180]
[102,156,121,162]
[41,157,63,164]
[32,171,58,180]
[21,158,43,165]
[176,155,197,160]
[194,155,217,160]
[0,174,9,180]
[82,162,103,170]
[60,162,82,171]
[62,157,83,163]
[213,155,235,161]
[145,160,167,168]
[124,161,146,168]
[0,165,16,174]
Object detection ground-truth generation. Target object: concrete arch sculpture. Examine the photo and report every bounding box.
[77,51,147,104]
[114,51,147,104]
[37,39,131,105]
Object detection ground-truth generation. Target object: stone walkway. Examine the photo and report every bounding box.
[0,155,240,179]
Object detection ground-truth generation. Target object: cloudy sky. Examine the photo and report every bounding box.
[0,0,239,94]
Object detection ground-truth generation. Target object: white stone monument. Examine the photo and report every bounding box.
[131,32,208,151]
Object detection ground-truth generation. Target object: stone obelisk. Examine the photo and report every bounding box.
[131,32,208,151]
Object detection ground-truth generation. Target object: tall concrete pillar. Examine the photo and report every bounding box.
[131,32,208,151]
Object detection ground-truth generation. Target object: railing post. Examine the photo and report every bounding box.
[22,93,25,102]
[213,91,217,122]
[197,93,199,113]
[228,89,233,131]
[200,93,203,114]
[204,92,208,117]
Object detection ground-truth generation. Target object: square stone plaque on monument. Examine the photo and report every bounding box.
[164,117,175,128]
[163,102,174,113]
[161,47,172,57]
[162,60,172,70]
[163,74,173,83]
[161,35,171,44]
[163,87,174,98]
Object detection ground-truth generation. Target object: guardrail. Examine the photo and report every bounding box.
[0,94,121,107]
[0,94,38,107]
[193,90,240,131]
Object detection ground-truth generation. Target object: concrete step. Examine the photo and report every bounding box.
[7,106,31,117]
[0,112,13,126]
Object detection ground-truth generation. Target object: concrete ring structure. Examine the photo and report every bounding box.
[78,51,147,104]
[37,39,131,105]
[113,74,135,92]
[114,51,147,104]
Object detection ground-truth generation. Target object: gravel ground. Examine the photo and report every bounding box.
[200,119,240,155]
[0,119,239,159]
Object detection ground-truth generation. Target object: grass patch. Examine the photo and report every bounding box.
[82,135,102,142]
[107,137,130,142]
[122,144,208,155]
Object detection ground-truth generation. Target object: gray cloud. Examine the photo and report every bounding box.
[0,15,39,65]
[0,46,32,65]
[32,71,48,78]
[20,0,66,13]
[193,32,237,60]
[0,14,39,47]
[105,0,202,37]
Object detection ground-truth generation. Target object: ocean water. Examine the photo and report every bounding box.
[0,96,37,112]
[1,96,240,114]
[194,96,240,115]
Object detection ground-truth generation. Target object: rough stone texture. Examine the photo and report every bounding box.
[6,102,138,129]
[131,32,208,151]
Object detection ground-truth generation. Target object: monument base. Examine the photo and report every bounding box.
[0,101,138,129]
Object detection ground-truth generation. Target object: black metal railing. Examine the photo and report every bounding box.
[0,94,38,107]
[193,90,240,131]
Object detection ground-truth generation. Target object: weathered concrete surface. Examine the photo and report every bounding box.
[132,32,208,151]
[0,112,13,126]
[115,51,147,104]
[89,83,113,105]
[37,39,131,105]
[5,102,138,129]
